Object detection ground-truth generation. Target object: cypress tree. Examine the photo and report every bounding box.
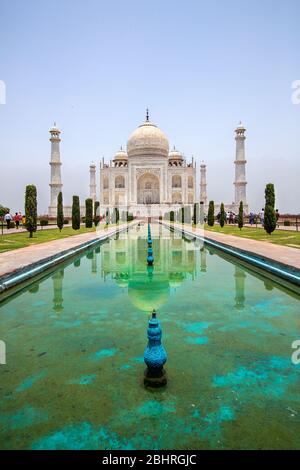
[193,203,199,225]
[25,184,37,238]
[220,202,225,228]
[207,201,215,227]
[72,196,80,230]
[94,200,100,226]
[106,208,110,224]
[170,210,175,222]
[57,192,64,232]
[181,207,185,224]
[115,207,119,224]
[199,202,204,225]
[264,183,276,234]
[85,198,93,228]
[238,201,244,230]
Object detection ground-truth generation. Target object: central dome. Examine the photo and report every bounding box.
[127,117,169,158]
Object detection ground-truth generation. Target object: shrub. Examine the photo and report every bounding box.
[25,184,37,238]
[127,213,134,222]
[63,219,69,225]
[207,201,214,227]
[57,192,64,232]
[40,219,49,227]
[9,221,15,229]
[72,196,80,230]
[284,220,291,226]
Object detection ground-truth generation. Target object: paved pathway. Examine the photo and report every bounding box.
[0,226,122,278]
[168,222,300,270]
[0,224,85,235]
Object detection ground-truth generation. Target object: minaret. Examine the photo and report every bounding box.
[89,162,96,202]
[200,162,207,206]
[49,123,62,217]
[234,122,247,207]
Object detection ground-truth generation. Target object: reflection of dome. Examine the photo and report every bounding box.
[114,147,128,161]
[127,117,169,158]
[169,146,183,160]
[128,275,169,312]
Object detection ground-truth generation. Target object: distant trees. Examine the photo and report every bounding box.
[264,183,276,234]
[238,201,244,230]
[57,192,64,232]
[25,184,37,238]
[0,205,9,217]
[220,202,225,228]
[85,198,93,228]
[72,196,80,230]
[207,201,215,227]
[94,201,100,226]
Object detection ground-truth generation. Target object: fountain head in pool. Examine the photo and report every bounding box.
[147,247,154,266]
[144,310,167,388]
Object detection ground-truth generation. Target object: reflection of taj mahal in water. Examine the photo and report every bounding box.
[49,225,247,313]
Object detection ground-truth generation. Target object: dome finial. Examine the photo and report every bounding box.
[146,108,149,122]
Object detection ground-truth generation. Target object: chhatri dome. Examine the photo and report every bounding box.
[114,146,128,160]
[127,109,169,158]
[169,146,183,160]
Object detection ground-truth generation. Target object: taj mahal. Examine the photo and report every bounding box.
[48,111,248,217]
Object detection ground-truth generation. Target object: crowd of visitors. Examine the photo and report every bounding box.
[3,211,24,229]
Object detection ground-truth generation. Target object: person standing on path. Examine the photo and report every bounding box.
[260,208,265,227]
[4,211,12,229]
[14,212,21,229]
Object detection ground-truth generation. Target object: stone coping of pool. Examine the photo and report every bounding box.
[0,223,137,295]
[161,221,300,289]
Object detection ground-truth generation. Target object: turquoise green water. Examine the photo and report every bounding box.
[0,224,300,449]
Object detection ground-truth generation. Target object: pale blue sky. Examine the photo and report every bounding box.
[0,0,299,213]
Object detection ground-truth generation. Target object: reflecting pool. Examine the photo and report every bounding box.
[0,224,299,449]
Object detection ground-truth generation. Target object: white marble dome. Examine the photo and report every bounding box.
[114,147,128,160]
[169,146,183,160]
[127,119,169,158]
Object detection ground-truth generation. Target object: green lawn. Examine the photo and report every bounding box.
[0,226,98,253]
[204,224,300,248]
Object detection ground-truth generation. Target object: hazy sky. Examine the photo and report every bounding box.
[0,0,299,214]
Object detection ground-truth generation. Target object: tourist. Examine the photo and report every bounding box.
[14,212,21,229]
[276,209,280,228]
[260,208,264,227]
[249,212,255,225]
[22,214,26,225]
[4,211,12,229]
